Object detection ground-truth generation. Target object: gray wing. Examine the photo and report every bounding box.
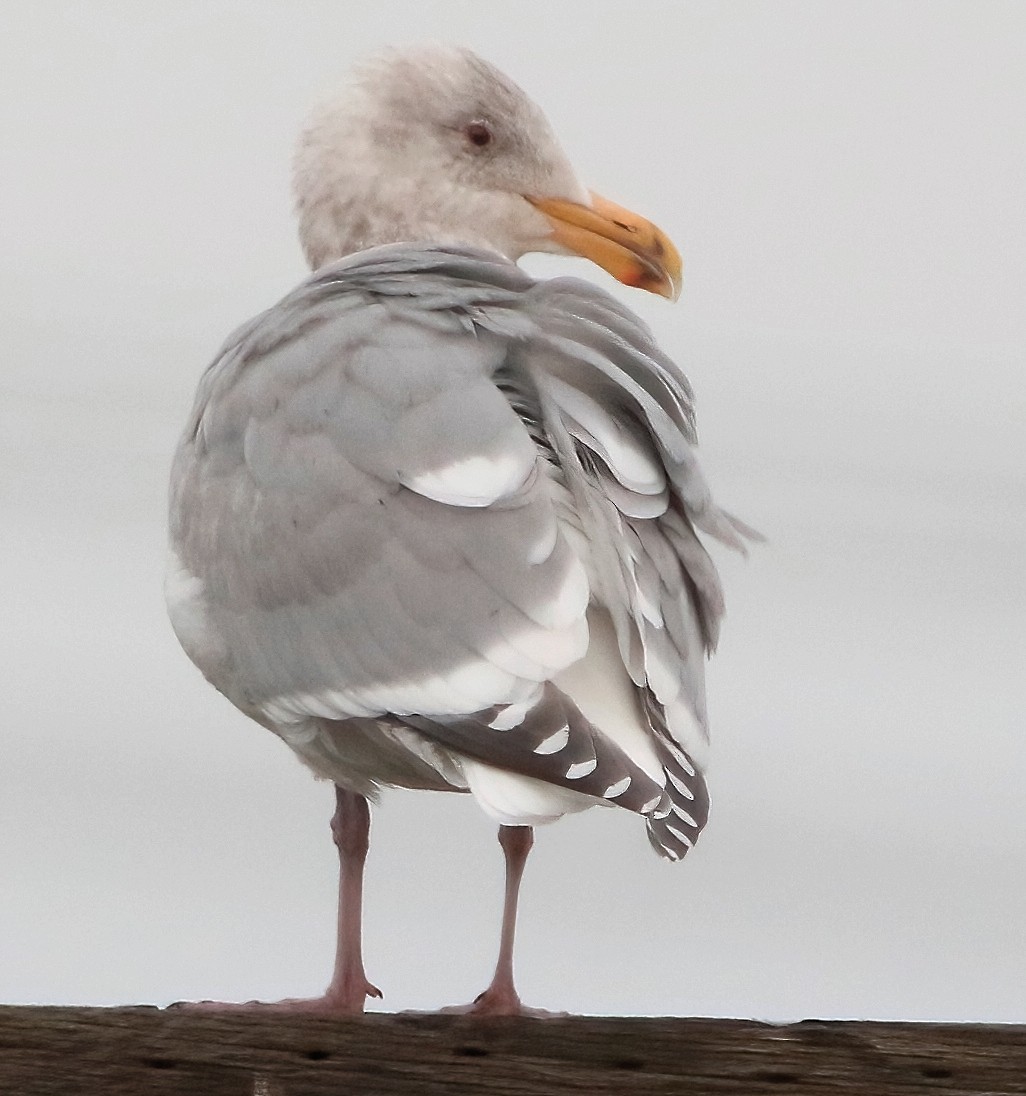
[507,275,758,859]
[167,247,668,818]
[169,245,754,855]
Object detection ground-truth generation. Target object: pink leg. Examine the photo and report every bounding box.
[443,825,559,1016]
[171,786,380,1015]
[323,786,382,1012]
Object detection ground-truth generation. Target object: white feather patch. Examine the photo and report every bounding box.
[534,726,570,755]
[261,657,537,725]
[603,776,632,798]
[526,515,559,565]
[402,452,533,507]
[461,758,593,826]
[553,608,664,783]
[488,692,539,730]
[164,548,226,673]
[545,375,666,494]
[481,614,588,679]
[529,552,590,629]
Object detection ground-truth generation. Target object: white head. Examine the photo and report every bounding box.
[294,45,680,298]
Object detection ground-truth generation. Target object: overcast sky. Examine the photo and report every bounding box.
[2,1,1024,1022]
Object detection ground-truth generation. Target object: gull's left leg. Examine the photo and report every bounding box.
[474,825,533,1013]
[444,824,560,1016]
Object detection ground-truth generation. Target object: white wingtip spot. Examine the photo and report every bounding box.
[665,824,695,848]
[640,793,663,815]
[534,726,570,755]
[672,805,698,828]
[665,741,697,777]
[666,768,695,799]
[565,758,597,780]
[489,701,531,730]
[603,776,632,799]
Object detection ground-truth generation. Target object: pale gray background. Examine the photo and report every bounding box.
[2,1,1024,1021]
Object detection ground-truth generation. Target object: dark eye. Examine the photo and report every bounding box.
[464,121,493,148]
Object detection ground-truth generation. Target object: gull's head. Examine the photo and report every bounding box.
[294,44,681,299]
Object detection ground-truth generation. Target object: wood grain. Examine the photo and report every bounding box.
[2,1007,1025,1095]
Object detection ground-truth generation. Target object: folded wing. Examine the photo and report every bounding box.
[168,246,754,855]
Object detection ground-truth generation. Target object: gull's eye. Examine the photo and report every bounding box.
[464,121,493,149]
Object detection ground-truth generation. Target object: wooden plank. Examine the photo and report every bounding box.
[1,1006,1024,1096]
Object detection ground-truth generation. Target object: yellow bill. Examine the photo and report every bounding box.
[527,191,682,300]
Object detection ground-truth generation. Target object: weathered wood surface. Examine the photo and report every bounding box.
[1,1007,1025,1095]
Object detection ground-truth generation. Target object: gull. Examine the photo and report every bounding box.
[167,44,754,1016]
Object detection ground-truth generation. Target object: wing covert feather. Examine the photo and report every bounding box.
[169,250,588,728]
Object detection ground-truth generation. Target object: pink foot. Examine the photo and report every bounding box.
[169,979,382,1017]
[438,985,566,1018]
